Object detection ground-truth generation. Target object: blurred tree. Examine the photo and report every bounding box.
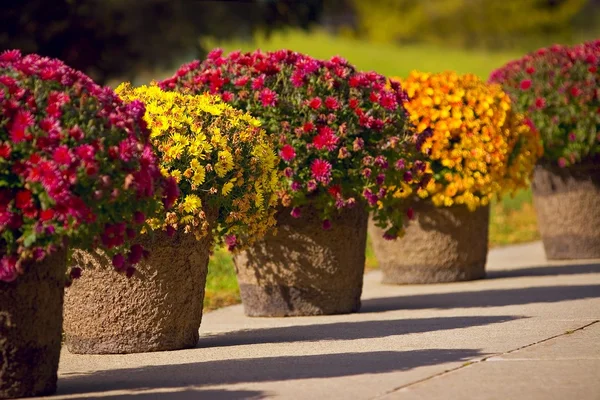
[347,0,593,49]
[0,0,324,83]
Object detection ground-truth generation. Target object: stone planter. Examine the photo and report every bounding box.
[234,204,368,317]
[0,248,67,399]
[369,200,489,284]
[532,163,600,260]
[63,230,212,354]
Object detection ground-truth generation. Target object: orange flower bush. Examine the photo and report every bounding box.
[394,71,542,210]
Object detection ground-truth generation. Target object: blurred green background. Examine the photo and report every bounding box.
[3,0,597,311]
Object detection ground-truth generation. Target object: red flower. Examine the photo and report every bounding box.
[0,144,11,159]
[570,87,581,97]
[279,144,296,161]
[259,88,277,107]
[308,97,322,109]
[221,91,234,102]
[53,146,72,165]
[526,67,536,74]
[40,209,55,222]
[534,97,546,109]
[520,79,532,90]
[313,126,339,151]
[328,184,341,198]
[348,98,359,109]
[303,122,314,132]
[15,190,33,210]
[324,96,339,110]
[310,159,332,183]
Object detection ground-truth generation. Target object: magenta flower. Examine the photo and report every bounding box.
[311,159,332,184]
[259,88,277,107]
[280,144,296,161]
[312,126,339,151]
[290,207,302,218]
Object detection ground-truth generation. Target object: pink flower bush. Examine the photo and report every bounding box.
[490,40,600,167]
[0,50,175,282]
[160,49,425,238]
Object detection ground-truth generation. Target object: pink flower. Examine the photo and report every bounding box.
[312,126,339,151]
[221,91,234,102]
[322,219,332,230]
[520,79,532,90]
[310,159,332,183]
[568,132,577,142]
[259,88,277,107]
[558,158,567,168]
[280,144,296,161]
[290,207,302,218]
[0,256,18,282]
[307,180,317,192]
[234,76,249,86]
[251,75,265,90]
[291,181,302,191]
[224,234,237,251]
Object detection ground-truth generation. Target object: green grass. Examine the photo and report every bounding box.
[201,30,538,312]
[489,188,540,248]
[204,246,240,312]
[203,29,521,79]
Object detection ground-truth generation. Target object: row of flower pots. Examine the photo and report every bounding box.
[1,38,599,398]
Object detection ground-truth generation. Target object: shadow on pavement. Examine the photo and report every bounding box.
[69,389,268,400]
[361,284,600,313]
[197,315,519,348]
[56,349,484,398]
[487,262,600,279]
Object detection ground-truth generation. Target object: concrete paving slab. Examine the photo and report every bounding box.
[36,242,600,399]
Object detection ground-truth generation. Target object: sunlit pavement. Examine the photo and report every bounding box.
[41,241,600,399]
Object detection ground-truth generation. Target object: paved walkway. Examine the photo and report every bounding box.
[41,241,600,399]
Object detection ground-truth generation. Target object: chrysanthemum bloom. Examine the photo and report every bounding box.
[160,49,426,238]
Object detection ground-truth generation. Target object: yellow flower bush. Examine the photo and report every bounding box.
[393,71,542,210]
[116,83,278,249]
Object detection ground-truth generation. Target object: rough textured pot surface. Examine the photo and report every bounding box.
[234,204,368,317]
[532,163,600,260]
[0,248,67,399]
[64,230,211,354]
[369,201,489,284]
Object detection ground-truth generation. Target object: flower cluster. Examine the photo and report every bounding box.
[395,71,542,210]
[489,40,600,167]
[0,50,174,282]
[160,49,424,238]
[116,83,278,249]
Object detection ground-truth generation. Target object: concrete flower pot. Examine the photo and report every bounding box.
[369,200,489,284]
[0,248,67,399]
[64,230,212,354]
[532,163,600,260]
[234,204,368,317]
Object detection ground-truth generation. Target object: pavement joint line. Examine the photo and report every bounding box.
[369,320,600,399]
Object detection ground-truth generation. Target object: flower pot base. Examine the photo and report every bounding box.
[380,262,486,285]
[234,204,368,317]
[238,283,361,317]
[64,231,211,354]
[369,202,489,285]
[533,164,600,260]
[0,249,67,399]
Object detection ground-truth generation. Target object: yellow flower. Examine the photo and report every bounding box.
[390,71,543,209]
[116,82,279,248]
